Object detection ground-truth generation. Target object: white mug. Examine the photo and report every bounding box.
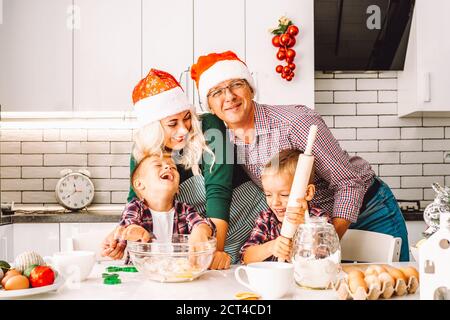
[235,261,294,299]
[45,250,95,282]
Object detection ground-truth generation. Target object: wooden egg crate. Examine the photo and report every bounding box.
[332,264,419,300]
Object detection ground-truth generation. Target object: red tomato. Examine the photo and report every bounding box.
[276,65,283,73]
[286,37,296,48]
[29,266,55,288]
[272,35,281,47]
[287,25,299,36]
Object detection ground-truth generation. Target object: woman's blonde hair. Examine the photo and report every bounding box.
[132,111,215,170]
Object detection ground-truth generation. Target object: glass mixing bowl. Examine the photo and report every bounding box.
[127,234,216,283]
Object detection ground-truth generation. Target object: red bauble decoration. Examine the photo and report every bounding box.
[276,50,286,60]
[275,65,283,73]
[286,49,296,59]
[283,66,291,75]
[288,63,296,70]
[286,37,296,48]
[287,25,299,36]
[272,35,281,47]
[279,33,292,46]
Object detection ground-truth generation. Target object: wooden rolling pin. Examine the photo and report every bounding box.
[279,125,318,261]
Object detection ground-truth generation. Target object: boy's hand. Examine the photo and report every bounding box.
[122,225,152,242]
[270,236,292,261]
[209,251,231,270]
[285,198,309,225]
[188,224,213,267]
[101,226,126,260]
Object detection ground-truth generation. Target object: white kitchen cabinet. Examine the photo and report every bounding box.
[193,0,246,111]
[13,223,60,258]
[406,220,426,247]
[246,0,315,108]
[0,0,72,112]
[0,224,14,262]
[398,0,450,117]
[73,0,141,112]
[59,222,118,260]
[142,0,194,104]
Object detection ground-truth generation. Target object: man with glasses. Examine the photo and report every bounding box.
[191,50,410,262]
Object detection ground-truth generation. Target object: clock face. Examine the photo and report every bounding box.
[56,173,95,210]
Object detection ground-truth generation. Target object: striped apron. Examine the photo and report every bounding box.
[176,175,268,264]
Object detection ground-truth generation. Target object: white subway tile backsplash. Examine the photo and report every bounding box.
[445,127,450,138]
[356,152,399,164]
[379,116,422,127]
[339,140,378,152]
[401,176,445,188]
[335,116,377,128]
[378,91,397,102]
[22,167,64,178]
[88,154,129,166]
[87,167,111,179]
[322,116,334,127]
[22,192,57,203]
[112,192,128,204]
[22,142,66,154]
[392,188,423,200]
[111,142,133,154]
[446,176,450,186]
[315,104,356,116]
[88,129,132,141]
[0,130,42,141]
[0,142,20,153]
[43,129,60,141]
[379,140,422,152]
[1,155,43,166]
[93,192,111,204]
[44,154,87,166]
[378,71,398,79]
[423,164,450,176]
[380,176,400,188]
[315,79,355,91]
[315,91,333,103]
[331,129,356,140]
[92,179,129,191]
[423,118,450,126]
[43,179,58,191]
[379,164,422,176]
[356,103,397,115]
[1,179,42,191]
[335,91,377,103]
[60,129,87,141]
[67,142,110,154]
[111,167,130,178]
[334,72,377,78]
[423,139,450,151]
[401,127,444,139]
[314,72,334,79]
[401,152,444,164]
[1,192,21,203]
[357,79,397,90]
[357,128,400,140]
[0,167,21,178]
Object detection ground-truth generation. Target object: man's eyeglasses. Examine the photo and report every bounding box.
[207,79,247,99]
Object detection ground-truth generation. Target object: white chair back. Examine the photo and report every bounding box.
[340,229,402,263]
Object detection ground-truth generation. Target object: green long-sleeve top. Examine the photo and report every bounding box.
[127,113,235,222]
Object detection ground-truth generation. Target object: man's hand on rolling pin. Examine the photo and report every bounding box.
[285,198,309,225]
[270,236,292,262]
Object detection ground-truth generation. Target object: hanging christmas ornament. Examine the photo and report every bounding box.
[270,16,299,82]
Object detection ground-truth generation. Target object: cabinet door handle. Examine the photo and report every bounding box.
[424,72,431,102]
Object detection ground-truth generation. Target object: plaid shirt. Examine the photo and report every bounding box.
[119,198,216,264]
[230,102,375,223]
[239,206,330,262]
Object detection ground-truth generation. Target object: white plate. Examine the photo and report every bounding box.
[0,274,64,299]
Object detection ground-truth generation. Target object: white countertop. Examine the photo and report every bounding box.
[17,261,419,300]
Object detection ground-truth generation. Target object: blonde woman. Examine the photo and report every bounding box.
[102,69,268,269]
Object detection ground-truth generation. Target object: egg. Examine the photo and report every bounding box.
[400,266,419,282]
[4,275,30,290]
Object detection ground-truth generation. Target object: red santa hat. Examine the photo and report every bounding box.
[132,69,193,127]
[191,51,255,110]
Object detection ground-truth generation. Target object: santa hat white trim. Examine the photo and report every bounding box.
[133,86,192,127]
[198,60,255,110]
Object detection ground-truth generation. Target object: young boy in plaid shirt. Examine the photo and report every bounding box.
[104,152,215,263]
[240,149,330,264]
